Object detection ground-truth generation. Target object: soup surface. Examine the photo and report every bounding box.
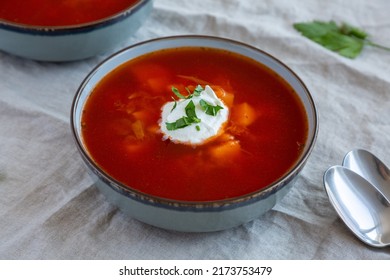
[0,0,139,26]
[81,47,308,201]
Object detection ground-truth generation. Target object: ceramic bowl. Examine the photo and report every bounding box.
[0,0,153,61]
[71,36,318,232]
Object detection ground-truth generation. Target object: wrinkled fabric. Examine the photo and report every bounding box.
[1,0,390,259]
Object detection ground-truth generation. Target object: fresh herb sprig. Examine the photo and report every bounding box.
[171,85,203,100]
[293,20,390,59]
[166,100,200,131]
[165,85,224,131]
[171,87,187,99]
[199,99,224,116]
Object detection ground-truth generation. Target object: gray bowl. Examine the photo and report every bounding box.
[0,0,153,61]
[71,36,318,232]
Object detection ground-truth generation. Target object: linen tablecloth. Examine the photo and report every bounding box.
[1,0,390,259]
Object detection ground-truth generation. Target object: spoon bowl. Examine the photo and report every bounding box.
[343,149,390,204]
[324,165,390,247]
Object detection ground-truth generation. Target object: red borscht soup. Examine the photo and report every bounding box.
[81,47,308,201]
[0,0,139,26]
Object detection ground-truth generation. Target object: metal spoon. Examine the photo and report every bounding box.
[324,165,390,247]
[343,149,390,204]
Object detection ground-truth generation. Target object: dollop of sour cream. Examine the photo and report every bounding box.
[160,85,229,145]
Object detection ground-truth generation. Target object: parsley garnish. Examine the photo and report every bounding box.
[172,85,204,100]
[192,85,203,97]
[185,100,201,122]
[166,100,200,131]
[172,86,187,99]
[166,116,193,130]
[293,20,390,59]
[199,99,224,116]
[165,85,223,131]
[170,99,177,112]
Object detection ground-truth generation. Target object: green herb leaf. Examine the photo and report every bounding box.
[192,85,204,96]
[195,125,200,131]
[185,100,201,123]
[172,85,205,100]
[293,20,390,59]
[166,116,193,131]
[165,100,201,131]
[170,100,177,112]
[293,21,363,58]
[171,86,187,99]
[339,23,367,40]
[199,99,224,116]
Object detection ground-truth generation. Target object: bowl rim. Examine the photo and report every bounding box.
[70,35,319,209]
[0,0,151,34]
